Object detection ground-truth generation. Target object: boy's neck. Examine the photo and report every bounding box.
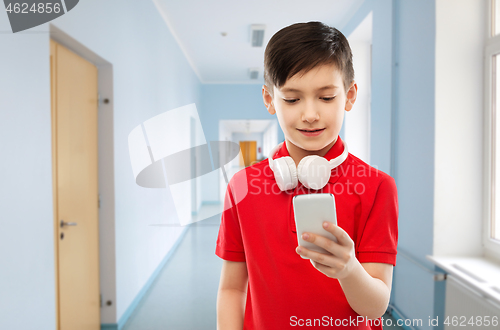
[285,137,338,167]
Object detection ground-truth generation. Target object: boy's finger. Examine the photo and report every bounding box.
[301,232,343,256]
[322,222,353,247]
[297,245,337,266]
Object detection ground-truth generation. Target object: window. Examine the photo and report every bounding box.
[492,53,500,241]
[485,0,500,255]
[493,0,500,35]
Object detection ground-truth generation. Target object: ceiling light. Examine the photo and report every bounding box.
[248,68,259,80]
[250,24,265,47]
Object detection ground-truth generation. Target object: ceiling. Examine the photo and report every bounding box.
[153,0,365,84]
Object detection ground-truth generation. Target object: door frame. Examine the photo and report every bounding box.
[49,24,117,327]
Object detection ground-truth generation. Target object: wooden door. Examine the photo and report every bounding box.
[239,141,257,167]
[50,39,100,330]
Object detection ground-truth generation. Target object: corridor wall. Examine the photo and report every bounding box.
[0,0,202,328]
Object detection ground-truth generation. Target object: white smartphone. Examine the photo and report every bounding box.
[292,193,338,259]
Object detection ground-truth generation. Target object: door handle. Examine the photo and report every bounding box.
[60,220,78,228]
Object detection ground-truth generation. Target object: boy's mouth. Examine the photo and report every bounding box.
[297,128,325,132]
[297,128,325,136]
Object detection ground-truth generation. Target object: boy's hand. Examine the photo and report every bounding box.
[295,221,358,280]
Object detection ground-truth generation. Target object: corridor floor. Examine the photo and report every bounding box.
[122,204,223,330]
[121,204,403,330]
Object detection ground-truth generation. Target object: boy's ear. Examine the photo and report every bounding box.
[262,85,276,115]
[344,81,358,112]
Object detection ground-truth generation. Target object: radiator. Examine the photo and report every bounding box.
[444,275,500,329]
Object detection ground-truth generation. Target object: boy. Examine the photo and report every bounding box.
[215,22,398,329]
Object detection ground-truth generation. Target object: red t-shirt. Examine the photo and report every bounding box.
[215,136,398,329]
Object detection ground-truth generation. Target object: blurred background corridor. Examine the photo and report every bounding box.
[1,0,500,329]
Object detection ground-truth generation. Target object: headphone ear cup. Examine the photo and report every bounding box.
[297,156,331,190]
[273,156,298,191]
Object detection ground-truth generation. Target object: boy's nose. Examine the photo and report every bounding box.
[301,102,320,123]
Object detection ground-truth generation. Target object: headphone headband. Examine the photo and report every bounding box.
[268,140,348,171]
[267,143,282,171]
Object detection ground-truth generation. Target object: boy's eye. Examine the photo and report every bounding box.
[283,98,299,104]
[321,96,336,101]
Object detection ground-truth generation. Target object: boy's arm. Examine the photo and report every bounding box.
[338,262,393,319]
[296,222,393,319]
[217,260,248,330]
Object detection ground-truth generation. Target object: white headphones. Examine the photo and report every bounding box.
[267,140,348,191]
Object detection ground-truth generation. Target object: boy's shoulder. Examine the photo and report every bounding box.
[343,152,396,188]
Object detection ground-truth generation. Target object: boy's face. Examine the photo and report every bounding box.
[262,64,357,155]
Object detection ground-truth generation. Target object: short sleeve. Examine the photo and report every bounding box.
[215,180,246,262]
[356,176,399,266]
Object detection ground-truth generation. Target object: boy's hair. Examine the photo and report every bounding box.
[263,21,354,96]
